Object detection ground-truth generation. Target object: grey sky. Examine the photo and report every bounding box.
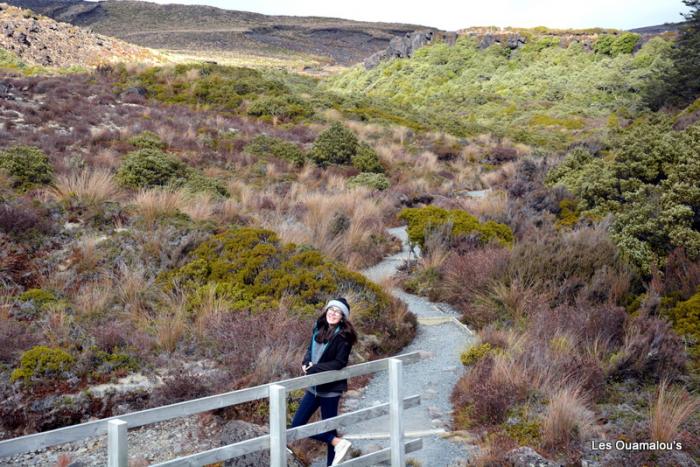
[126,0,690,30]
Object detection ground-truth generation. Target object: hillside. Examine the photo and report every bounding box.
[4,0,429,65]
[0,2,164,68]
[0,1,699,466]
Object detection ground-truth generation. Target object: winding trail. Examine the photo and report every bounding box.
[313,227,476,466]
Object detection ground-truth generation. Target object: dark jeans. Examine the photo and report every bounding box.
[290,390,341,466]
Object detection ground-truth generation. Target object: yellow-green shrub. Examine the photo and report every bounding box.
[664,289,700,369]
[11,346,74,383]
[460,343,493,366]
[398,206,513,248]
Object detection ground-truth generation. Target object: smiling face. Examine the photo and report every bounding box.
[325,306,343,326]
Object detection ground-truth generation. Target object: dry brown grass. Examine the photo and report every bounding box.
[180,192,217,222]
[73,280,113,319]
[541,386,596,450]
[153,290,188,353]
[458,191,507,219]
[47,169,121,205]
[132,188,184,223]
[649,380,700,443]
[480,162,517,187]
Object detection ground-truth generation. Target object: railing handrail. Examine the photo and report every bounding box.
[0,351,425,459]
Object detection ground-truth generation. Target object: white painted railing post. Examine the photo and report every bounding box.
[269,384,287,467]
[388,358,404,467]
[107,419,128,467]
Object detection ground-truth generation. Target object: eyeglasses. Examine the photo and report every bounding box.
[327,307,343,316]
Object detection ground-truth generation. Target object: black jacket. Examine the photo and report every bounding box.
[302,329,352,394]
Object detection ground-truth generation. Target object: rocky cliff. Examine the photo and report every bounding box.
[0,2,164,68]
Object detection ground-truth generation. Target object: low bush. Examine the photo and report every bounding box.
[664,288,700,370]
[309,122,358,167]
[116,148,189,189]
[247,96,312,122]
[10,346,74,384]
[398,205,513,249]
[0,201,50,239]
[347,173,390,191]
[18,288,57,309]
[161,228,415,356]
[244,135,306,166]
[0,145,53,190]
[351,143,384,173]
[460,343,493,366]
[128,131,166,150]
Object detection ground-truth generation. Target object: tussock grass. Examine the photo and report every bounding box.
[542,386,597,450]
[649,380,700,443]
[47,169,121,205]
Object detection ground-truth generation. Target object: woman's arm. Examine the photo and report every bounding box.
[305,340,351,373]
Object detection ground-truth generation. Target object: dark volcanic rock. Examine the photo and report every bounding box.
[364,29,443,69]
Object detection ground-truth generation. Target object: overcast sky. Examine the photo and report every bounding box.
[123,0,690,30]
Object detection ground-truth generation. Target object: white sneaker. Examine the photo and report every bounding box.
[331,438,352,465]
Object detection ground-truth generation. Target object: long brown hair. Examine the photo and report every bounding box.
[314,310,358,346]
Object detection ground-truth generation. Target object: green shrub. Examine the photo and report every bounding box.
[18,289,57,309]
[398,206,513,248]
[0,146,53,190]
[128,131,166,150]
[309,122,358,167]
[460,343,493,366]
[351,143,384,173]
[347,173,390,191]
[247,96,312,122]
[547,121,700,271]
[181,171,229,197]
[160,227,391,318]
[664,289,700,369]
[593,35,615,55]
[611,33,641,56]
[11,346,74,383]
[116,148,189,189]
[244,135,306,166]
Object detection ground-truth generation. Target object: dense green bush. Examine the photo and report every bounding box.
[128,131,166,150]
[0,145,53,190]
[11,346,74,383]
[398,206,513,248]
[347,172,390,191]
[326,35,668,148]
[116,148,189,189]
[594,33,641,56]
[18,289,57,309]
[244,135,306,166]
[181,172,230,198]
[247,96,312,122]
[460,343,493,366]
[547,120,700,271]
[351,143,384,173]
[309,122,358,166]
[664,288,700,369]
[117,64,305,115]
[160,227,391,318]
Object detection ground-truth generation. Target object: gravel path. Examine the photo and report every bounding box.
[312,226,476,467]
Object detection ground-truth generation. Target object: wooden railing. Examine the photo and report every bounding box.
[0,351,427,467]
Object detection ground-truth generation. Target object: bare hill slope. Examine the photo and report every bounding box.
[5,0,430,65]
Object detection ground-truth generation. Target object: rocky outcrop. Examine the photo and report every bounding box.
[0,2,163,68]
[364,29,455,69]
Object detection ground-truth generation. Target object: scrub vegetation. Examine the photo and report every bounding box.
[0,2,699,465]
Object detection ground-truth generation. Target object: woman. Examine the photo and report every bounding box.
[290,297,358,466]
